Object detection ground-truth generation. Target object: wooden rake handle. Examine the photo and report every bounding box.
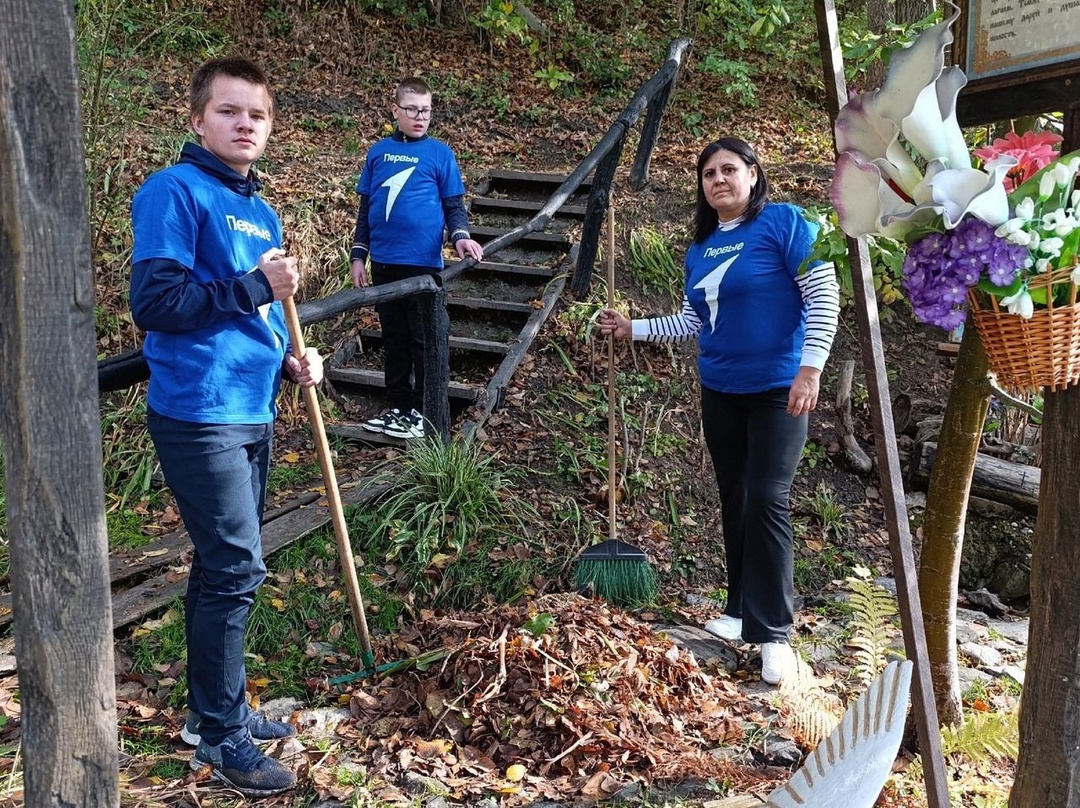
[282,297,374,666]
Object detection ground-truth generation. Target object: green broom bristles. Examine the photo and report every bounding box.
[575,557,658,607]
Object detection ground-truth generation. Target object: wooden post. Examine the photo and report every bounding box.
[420,282,452,443]
[630,79,675,191]
[572,131,626,298]
[0,1,119,804]
[814,2,950,805]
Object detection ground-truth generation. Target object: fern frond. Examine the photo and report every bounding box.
[844,574,900,685]
[941,708,1019,762]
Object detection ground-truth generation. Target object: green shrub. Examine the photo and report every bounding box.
[351,436,541,608]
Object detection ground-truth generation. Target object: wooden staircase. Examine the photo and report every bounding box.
[324,169,590,445]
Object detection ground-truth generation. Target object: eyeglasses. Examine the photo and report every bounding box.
[397,105,432,120]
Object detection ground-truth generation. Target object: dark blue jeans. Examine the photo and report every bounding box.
[701,386,807,644]
[147,408,272,747]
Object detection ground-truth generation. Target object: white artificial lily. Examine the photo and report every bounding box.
[924,157,1014,228]
[1001,288,1035,318]
[1070,264,1080,285]
[829,3,1014,239]
[900,65,971,171]
[830,152,935,238]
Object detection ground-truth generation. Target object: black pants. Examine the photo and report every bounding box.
[371,260,438,413]
[701,386,807,644]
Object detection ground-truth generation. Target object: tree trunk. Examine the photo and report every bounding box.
[895,0,934,23]
[0,2,119,805]
[917,324,990,727]
[1010,385,1080,807]
[1011,106,1080,807]
[864,0,935,88]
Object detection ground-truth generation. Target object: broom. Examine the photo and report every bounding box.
[574,202,658,607]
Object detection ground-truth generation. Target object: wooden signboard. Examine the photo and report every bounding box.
[954,0,1080,125]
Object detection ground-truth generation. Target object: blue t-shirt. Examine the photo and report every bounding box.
[685,203,820,394]
[131,147,288,423]
[357,135,466,267]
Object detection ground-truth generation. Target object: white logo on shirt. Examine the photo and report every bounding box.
[380,166,416,221]
[694,255,738,331]
[226,215,272,241]
[703,242,744,258]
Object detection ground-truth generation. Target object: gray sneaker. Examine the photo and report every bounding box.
[203,736,296,797]
[182,710,296,747]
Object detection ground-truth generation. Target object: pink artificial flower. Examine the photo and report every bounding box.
[974,130,1063,191]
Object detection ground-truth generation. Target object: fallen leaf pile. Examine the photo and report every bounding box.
[321,593,786,803]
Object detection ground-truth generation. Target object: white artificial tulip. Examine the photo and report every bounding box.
[1039,171,1056,200]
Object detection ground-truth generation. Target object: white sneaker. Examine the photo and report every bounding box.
[760,642,795,685]
[703,615,743,642]
[362,407,404,434]
[383,408,424,440]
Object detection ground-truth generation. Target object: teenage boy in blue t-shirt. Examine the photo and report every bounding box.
[130,56,322,797]
[349,76,484,440]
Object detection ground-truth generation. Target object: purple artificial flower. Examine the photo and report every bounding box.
[902,221,1032,328]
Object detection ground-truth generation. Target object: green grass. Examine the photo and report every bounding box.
[120,529,410,708]
[799,482,848,541]
[793,543,862,595]
[627,226,683,308]
[267,457,321,496]
[349,435,543,609]
[99,393,159,512]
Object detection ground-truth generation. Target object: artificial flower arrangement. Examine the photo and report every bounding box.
[829,4,1080,333]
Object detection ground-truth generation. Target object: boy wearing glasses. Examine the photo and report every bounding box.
[349,76,483,440]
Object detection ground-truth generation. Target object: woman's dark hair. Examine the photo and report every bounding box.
[693,137,770,244]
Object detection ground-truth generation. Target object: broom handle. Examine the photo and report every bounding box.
[282,297,375,666]
[606,203,617,544]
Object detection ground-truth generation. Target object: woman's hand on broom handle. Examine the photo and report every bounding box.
[598,308,631,340]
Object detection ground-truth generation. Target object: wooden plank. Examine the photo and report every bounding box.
[460,245,575,437]
[0,491,322,630]
[470,225,572,246]
[325,366,482,400]
[814,1,949,804]
[358,327,511,355]
[473,260,557,279]
[110,481,385,631]
[936,341,960,357]
[447,296,536,314]
[485,168,591,189]
[470,196,586,218]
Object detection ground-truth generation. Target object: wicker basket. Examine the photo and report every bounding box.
[967,265,1080,391]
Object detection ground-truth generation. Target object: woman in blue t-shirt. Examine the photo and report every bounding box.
[599,137,840,686]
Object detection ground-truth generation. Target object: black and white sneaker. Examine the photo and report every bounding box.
[362,407,404,434]
[383,409,425,440]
